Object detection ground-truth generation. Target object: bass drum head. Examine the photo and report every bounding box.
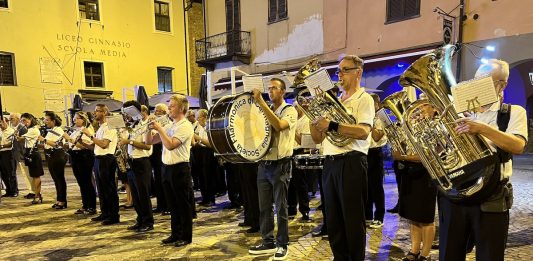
[207,93,272,162]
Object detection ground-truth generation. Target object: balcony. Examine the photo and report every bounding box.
[195,30,251,69]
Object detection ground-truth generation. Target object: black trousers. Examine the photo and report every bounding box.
[0,150,16,195]
[317,170,327,231]
[129,157,154,226]
[392,160,404,207]
[239,163,259,227]
[150,143,167,211]
[190,146,201,190]
[365,147,385,222]
[288,161,310,215]
[70,150,96,209]
[323,151,368,261]
[162,162,193,242]
[196,146,217,203]
[225,162,242,206]
[439,196,509,261]
[95,154,119,220]
[46,149,67,202]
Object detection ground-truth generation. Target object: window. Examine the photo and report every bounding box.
[268,0,287,24]
[157,67,173,93]
[0,52,16,86]
[155,1,170,32]
[84,62,104,88]
[225,0,240,31]
[79,0,100,21]
[386,0,420,24]
[0,0,8,8]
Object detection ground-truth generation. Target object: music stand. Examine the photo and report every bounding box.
[106,114,126,129]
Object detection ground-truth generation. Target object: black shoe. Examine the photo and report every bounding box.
[162,236,179,244]
[24,193,35,199]
[174,240,190,247]
[127,223,142,231]
[249,242,276,255]
[274,246,289,260]
[152,208,162,213]
[161,211,171,216]
[316,204,323,210]
[55,203,67,209]
[136,225,154,233]
[223,203,241,210]
[401,251,420,261]
[74,209,85,215]
[300,213,311,221]
[199,201,215,207]
[246,226,260,233]
[288,208,297,217]
[387,206,399,213]
[120,204,133,209]
[311,225,327,237]
[101,218,120,225]
[84,208,97,215]
[91,215,107,222]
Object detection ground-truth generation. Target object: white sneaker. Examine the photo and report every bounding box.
[273,246,289,260]
[365,220,373,227]
[369,220,384,229]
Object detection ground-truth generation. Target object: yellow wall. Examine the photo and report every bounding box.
[0,0,188,116]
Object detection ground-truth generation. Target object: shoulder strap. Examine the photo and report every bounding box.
[496,103,512,163]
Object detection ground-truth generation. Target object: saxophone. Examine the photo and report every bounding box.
[114,128,130,173]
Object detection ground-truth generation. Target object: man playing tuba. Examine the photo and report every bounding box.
[441,59,528,260]
[310,55,375,261]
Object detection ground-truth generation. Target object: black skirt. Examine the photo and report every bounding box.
[24,149,45,178]
[399,162,437,223]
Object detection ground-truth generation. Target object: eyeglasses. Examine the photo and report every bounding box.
[335,67,359,75]
[268,86,282,91]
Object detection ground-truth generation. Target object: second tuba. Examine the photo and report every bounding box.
[399,44,499,202]
[376,90,413,156]
[294,59,357,147]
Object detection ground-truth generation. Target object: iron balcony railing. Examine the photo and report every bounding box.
[195,30,251,65]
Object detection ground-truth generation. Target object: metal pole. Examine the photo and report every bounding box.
[456,0,465,81]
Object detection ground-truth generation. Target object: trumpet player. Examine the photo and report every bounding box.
[38,111,68,209]
[63,111,96,215]
[120,101,154,233]
[147,94,194,247]
[310,55,375,261]
[84,104,120,225]
[441,59,528,261]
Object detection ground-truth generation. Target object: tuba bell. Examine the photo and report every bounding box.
[399,44,499,202]
[294,59,357,147]
[376,90,413,156]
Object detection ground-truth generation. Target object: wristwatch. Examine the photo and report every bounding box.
[129,140,134,145]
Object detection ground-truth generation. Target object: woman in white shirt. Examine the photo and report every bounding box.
[38,112,68,209]
[16,113,44,204]
[63,112,96,215]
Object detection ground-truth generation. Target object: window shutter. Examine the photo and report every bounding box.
[233,0,241,30]
[278,0,287,19]
[388,0,403,21]
[225,0,234,31]
[404,0,420,17]
[268,0,277,23]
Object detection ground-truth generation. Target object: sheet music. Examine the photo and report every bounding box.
[300,134,317,149]
[106,114,126,129]
[451,76,498,113]
[303,69,335,96]
[242,74,265,92]
[123,106,143,122]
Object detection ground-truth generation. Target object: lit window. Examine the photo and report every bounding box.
[157,67,173,93]
[79,0,100,21]
[155,1,171,32]
[84,61,104,88]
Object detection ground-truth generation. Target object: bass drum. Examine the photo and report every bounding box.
[207,93,272,163]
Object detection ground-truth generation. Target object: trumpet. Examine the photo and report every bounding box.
[130,115,171,138]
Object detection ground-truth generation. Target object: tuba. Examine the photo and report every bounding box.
[294,59,357,147]
[399,44,499,202]
[376,90,412,156]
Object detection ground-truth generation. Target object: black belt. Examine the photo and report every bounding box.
[324,150,363,161]
[162,162,189,167]
[95,154,114,159]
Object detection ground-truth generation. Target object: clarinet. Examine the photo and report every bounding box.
[69,131,84,150]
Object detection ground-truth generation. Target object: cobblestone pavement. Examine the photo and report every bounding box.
[0,155,532,260]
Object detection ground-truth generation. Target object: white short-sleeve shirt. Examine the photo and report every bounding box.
[22,126,41,149]
[294,115,311,150]
[322,88,375,155]
[370,117,388,148]
[44,126,64,150]
[69,127,94,151]
[262,102,298,160]
[128,119,153,159]
[0,126,15,151]
[94,122,118,156]
[162,118,193,165]
[473,102,528,180]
